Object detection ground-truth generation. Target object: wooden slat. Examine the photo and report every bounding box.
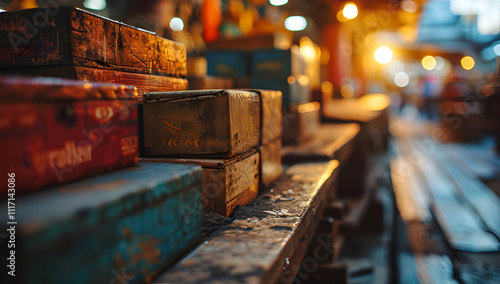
[415,156,499,252]
[154,160,340,284]
[433,152,500,241]
[282,123,360,163]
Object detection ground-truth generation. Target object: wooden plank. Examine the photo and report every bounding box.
[143,90,260,158]
[0,65,188,96]
[260,138,283,189]
[433,152,500,241]
[390,158,431,223]
[0,162,203,284]
[154,160,340,284]
[0,76,139,193]
[0,6,186,77]
[414,255,458,284]
[142,151,260,217]
[282,123,360,164]
[415,156,499,252]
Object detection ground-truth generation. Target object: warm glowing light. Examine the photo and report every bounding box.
[461,56,475,70]
[374,46,393,64]
[321,81,333,93]
[336,10,349,23]
[269,0,288,6]
[340,84,354,98]
[287,76,296,84]
[298,75,310,86]
[320,46,330,65]
[401,0,418,13]
[170,17,184,31]
[394,72,410,87]
[359,94,391,111]
[434,56,445,71]
[300,45,315,60]
[343,3,358,20]
[494,44,500,56]
[298,102,320,113]
[83,0,107,10]
[421,56,436,70]
[284,16,307,32]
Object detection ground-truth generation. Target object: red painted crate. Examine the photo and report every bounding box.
[0,76,139,193]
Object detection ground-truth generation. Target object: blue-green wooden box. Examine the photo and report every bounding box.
[0,162,202,284]
[251,48,304,78]
[206,50,250,78]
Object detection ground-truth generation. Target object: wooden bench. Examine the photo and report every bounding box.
[154,160,340,284]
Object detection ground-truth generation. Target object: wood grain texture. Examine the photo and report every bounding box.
[142,151,260,217]
[154,160,340,284]
[252,89,283,144]
[143,90,260,158]
[260,138,283,189]
[0,6,186,77]
[1,65,188,96]
[0,162,203,284]
[282,123,360,164]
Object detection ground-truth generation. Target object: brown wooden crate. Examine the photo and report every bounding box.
[142,151,259,217]
[0,65,188,96]
[0,6,186,77]
[282,101,320,144]
[143,90,260,158]
[260,138,283,189]
[250,89,282,144]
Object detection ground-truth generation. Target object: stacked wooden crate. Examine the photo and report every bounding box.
[0,6,205,284]
[141,89,283,217]
[0,6,187,94]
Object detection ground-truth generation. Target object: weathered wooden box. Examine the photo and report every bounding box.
[0,6,186,77]
[0,76,139,193]
[142,151,259,217]
[142,90,260,158]
[282,102,321,144]
[250,89,282,144]
[260,138,283,189]
[251,47,304,78]
[0,162,203,284]
[206,50,250,78]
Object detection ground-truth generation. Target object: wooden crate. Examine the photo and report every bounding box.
[142,90,260,158]
[142,151,259,217]
[0,76,139,193]
[282,102,321,144]
[250,89,282,144]
[260,138,283,189]
[0,162,203,284]
[187,75,233,90]
[0,6,186,77]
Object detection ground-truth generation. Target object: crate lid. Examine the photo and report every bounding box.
[0,76,138,102]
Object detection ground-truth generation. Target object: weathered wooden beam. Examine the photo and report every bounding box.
[154,160,340,284]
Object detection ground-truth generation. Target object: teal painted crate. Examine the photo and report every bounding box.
[251,47,304,78]
[206,51,250,78]
[0,162,202,284]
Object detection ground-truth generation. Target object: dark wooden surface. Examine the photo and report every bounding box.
[282,102,321,145]
[0,6,186,77]
[282,123,360,164]
[154,160,340,284]
[143,90,260,158]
